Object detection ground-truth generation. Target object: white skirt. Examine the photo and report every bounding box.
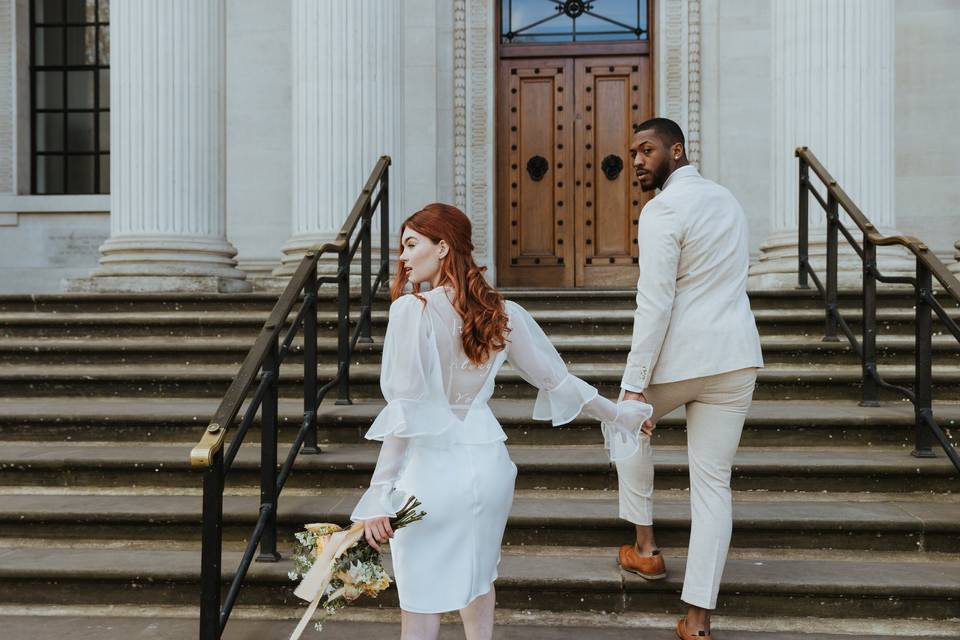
[390,440,517,613]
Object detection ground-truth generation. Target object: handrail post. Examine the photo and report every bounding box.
[302,260,319,454]
[860,236,880,407]
[912,260,936,458]
[823,190,840,342]
[257,339,282,561]
[360,199,373,343]
[797,156,810,289]
[336,246,353,405]
[198,449,224,640]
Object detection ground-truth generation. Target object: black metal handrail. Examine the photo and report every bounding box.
[190,156,392,639]
[795,146,960,472]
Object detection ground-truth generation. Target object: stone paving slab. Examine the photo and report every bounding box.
[4,616,950,640]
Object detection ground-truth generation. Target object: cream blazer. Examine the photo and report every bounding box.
[622,165,763,392]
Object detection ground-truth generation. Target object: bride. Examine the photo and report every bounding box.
[350,203,653,639]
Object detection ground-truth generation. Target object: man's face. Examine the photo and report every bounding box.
[630,130,671,192]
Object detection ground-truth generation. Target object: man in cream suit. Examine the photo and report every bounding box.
[615,118,763,640]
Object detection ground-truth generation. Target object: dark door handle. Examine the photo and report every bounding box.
[601,154,624,180]
[526,155,549,181]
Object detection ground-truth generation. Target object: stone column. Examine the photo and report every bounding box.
[73,0,249,293]
[749,0,912,290]
[274,0,404,276]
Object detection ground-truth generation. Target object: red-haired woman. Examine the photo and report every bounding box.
[349,203,652,639]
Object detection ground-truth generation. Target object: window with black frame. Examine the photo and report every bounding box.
[501,0,648,44]
[30,0,110,194]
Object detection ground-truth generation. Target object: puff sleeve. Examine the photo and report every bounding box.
[504,301,653,461]
[350,295,455,520]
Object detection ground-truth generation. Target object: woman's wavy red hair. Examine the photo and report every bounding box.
[391,203,509,366]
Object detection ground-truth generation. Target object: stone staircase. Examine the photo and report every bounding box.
[0,290,957,639]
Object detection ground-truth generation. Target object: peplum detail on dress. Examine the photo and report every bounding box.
[364,400,508,446]
[364,398,460,441]
[532,373,599,426]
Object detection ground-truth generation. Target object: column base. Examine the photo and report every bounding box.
[66,234,251,293]
[748,229,916,292]
[272,232,398,282]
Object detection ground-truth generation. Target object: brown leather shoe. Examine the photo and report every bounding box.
[676,617,712,639]
[617,544,666,580]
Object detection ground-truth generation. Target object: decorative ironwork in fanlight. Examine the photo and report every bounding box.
[601,154,624,180]
[526,155,549,181]
[501,0,648,44]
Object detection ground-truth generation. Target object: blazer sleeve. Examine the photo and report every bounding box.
[622,198,682,393]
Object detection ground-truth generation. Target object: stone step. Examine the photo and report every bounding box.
[0,545,956,620]
[0,610,955,640]
[1,306,957,339]
[0,287,944,313]
[2,397,956,448]
[2,491,956,553]
[1,334,955,366]
[2,361,958,400]
[1,442,955,492]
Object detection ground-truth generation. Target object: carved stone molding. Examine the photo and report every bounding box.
[453,0,493,265]
[657,0,701,165]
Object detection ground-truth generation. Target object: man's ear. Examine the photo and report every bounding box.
[672,142,684,161]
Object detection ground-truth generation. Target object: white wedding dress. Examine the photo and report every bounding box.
[350,286,652,613]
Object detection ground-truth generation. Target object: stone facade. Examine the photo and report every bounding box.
[0,0,957,293]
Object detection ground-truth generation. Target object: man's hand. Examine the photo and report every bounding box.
[622,390,655,436]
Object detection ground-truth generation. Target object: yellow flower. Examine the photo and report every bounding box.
[304,522,342,556]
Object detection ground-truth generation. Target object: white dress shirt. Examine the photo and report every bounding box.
[622,165,763,393]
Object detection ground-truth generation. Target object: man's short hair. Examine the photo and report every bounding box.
[633,117,685,149]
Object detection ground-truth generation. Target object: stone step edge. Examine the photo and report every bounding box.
[1,397,956,427]
[0,546,956,598]
[2,363,959,381]
[1,493,955,532]
[2,442,955,474]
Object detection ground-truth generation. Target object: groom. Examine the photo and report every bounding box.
[615,118,763,640]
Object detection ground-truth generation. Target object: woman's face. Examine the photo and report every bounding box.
[399,227,447,287]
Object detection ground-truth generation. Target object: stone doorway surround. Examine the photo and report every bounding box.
[454,0,702,282]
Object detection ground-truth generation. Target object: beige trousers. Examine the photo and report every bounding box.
[616,367,758,609]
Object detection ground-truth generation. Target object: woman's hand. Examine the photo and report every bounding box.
[362,516,394,552]
[622,391,655,436]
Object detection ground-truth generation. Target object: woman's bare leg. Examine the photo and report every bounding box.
[459,587,496,640]
[400,611,441,640]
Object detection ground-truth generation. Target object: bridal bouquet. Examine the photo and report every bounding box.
[288,496,426,638]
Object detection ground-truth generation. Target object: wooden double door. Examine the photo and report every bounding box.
[497,56,653,288]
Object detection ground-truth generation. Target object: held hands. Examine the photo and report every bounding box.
[362,516,394,551]
[622,390,655,436]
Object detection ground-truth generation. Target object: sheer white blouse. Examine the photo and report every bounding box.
[351,288,652,521]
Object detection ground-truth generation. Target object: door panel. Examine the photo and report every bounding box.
[496,54,652,288]
[497,59,575,288]
[575,58,653,288]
